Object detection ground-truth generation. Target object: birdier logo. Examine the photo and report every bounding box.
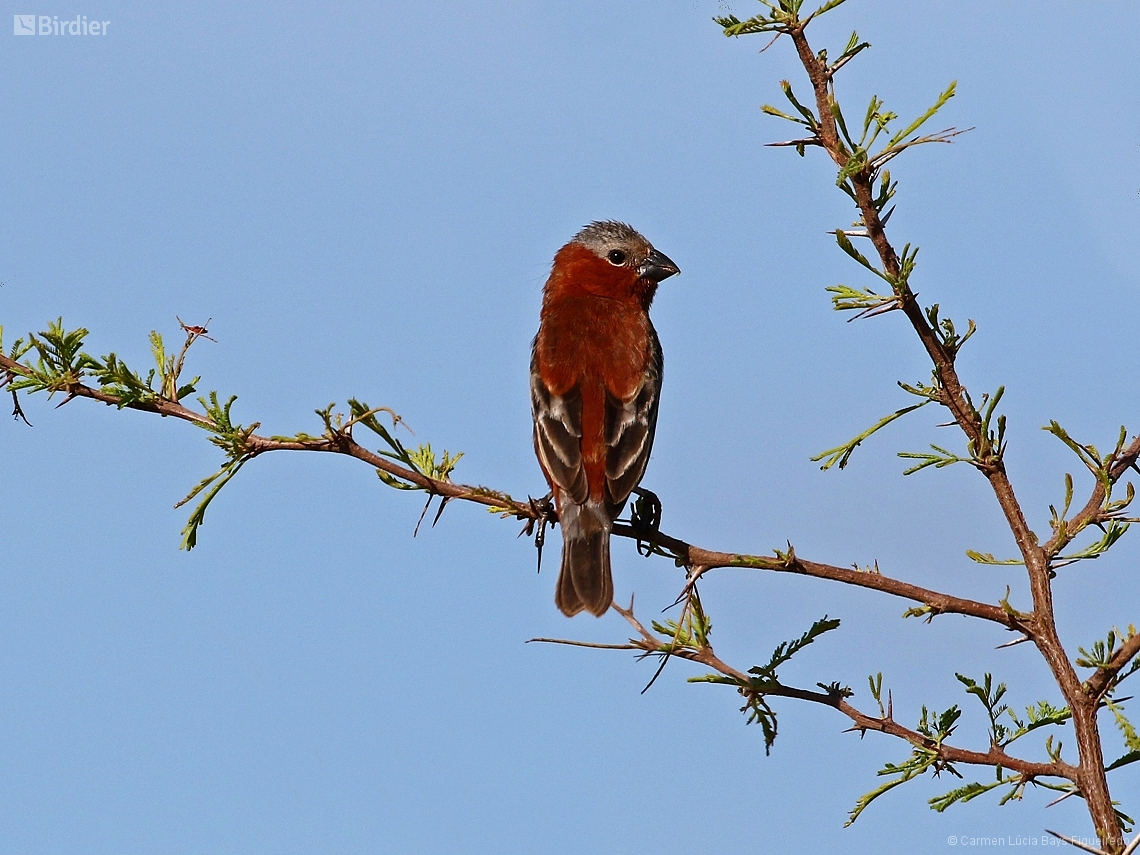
[13,14,110,35]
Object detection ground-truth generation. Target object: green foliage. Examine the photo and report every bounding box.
[4,321,203,411]
[831,230,914,291]
[719,0,962,221]
[825,283,897,318]
[973,386,1008,466]
[897,444,971,476]
[868,672,887,716]
[847,703,962,825]
[148,330,199,402]
[1047,422,1127,484]
[180,396,466,548]
[182,396,466,548]
[715,0,849,38]
[926,303,976,360]
[652,590,714,654]
[1077,628,1132,670]
[1003,699,1072,747]
[847,677,1081,824]
[752,616,842,679]
[3,319,467,551]
[812,400,931,470]
[1107,700,1140,758]
[930,779,1012,813]
[894,387,1006,477]
[176,455,250,550]
[964,551,1023,566]
[1056,521,1130,566]
[6,319,99,395]
[1042,423,1138,568]
[691,616,845,753]
[956,673,1009,745]
[734,1,980,488]
[177,393,258,550]
[477,487,527,517]
[91,351,158,407]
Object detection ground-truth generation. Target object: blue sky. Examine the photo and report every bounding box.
[2,1,1139,852]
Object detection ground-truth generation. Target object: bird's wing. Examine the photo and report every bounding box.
[531,356,590,505]
[604,331,663,510]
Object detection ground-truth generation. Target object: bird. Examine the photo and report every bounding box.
[531,221,679,617]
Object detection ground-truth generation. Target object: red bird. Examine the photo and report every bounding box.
[531,221,679,617]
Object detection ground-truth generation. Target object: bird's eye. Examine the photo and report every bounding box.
[606,250,627,265]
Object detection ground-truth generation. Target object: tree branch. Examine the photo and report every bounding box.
[777,16,1121,847]
[612,599,1073,783]
[0,347,1024,633]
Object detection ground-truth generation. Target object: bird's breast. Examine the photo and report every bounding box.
[535,296,652,400]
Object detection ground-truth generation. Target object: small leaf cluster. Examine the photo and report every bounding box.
[318,399,464,491]
[847,689,963,825]
[715,0,849,39]
[650,589,714,658]
[1044,423,1139,568]
[691,616,845,753]
[899,386,1007,477]
[177,392,259,549]
[2,320,204,410]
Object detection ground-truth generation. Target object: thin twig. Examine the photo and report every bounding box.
[526,638,639,651]
[1045,830,1109,855]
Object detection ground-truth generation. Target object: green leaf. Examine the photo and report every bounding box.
[1106,699,1140,753]
[1056,520,1130,564]
[965,550,1023,566]
[824,283,900,319]
[1107,750,1140,772]
[930,780,1004,812]
[812,400,930,470]
[847,747,944,825]
[833,230,888,281]
[898,444,969,476]
[692,613,840,755]
[956,673,1010,744]
[887,81,957,147]
[177,456,250,550]
[749,616,841,680]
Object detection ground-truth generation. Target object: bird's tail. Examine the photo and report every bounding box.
[555,500,613,617]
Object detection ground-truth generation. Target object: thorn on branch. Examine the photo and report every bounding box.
[758,32,781,54]
[1046,789,1080,808]
[519,493,556,574]
[524,637,639,651]
[1044,829,1112,855]
[995,634,1032,650]
[766,136,824,151]
[413,493,435,537]
[667,564,710,612]
[4,371,31,425]
[413,493,452,537]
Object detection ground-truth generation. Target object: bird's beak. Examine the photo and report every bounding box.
[638,249,680,283]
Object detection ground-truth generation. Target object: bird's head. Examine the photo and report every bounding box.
[547,221,679,307]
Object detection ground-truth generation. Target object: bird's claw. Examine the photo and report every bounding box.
[629,487,663,557]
